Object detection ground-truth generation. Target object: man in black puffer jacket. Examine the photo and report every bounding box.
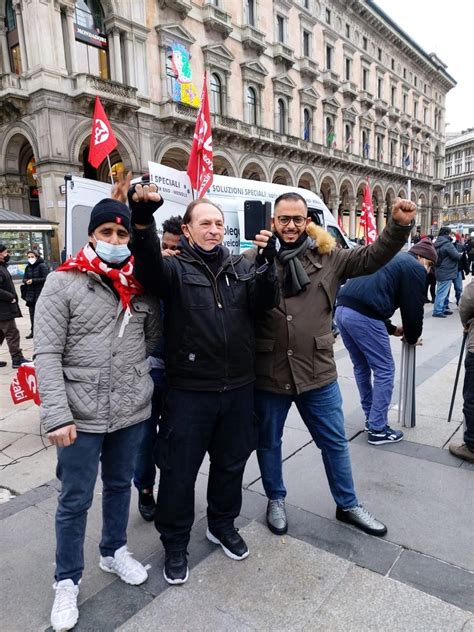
[335,240,437,445]
[129,182,279,586]
[433,227,462,317]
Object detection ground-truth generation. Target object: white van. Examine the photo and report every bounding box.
[65,162,350,256]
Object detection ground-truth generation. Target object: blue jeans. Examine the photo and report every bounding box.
[255,381,358,509]
[453,271,463,305]
[335,306,394,432]
[433,279,453,315]
[133,368,166,491]
[55,421,145,584]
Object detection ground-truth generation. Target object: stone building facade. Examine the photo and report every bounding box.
[0,0,456,248]
[443,130,474,227]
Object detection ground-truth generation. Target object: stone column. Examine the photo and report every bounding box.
[329,196,340,221]
[14,3,28,71]
[124,32,135,87]
[65,7,78,74]
[377,202,385,234]
[348,199,357,239]
[0,25,9,74]
[112,28,123,83]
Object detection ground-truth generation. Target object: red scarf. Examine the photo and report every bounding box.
[56,243,143,310]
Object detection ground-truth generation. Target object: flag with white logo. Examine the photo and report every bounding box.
[360,180,378,245]
[88,96,118,169]
[187,72,213,198]
[10,363,41,406]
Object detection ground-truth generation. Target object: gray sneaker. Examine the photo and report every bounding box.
[266,499,288,535]
[336,504,387,537]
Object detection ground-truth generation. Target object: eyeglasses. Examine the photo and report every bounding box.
[276,215,307,227]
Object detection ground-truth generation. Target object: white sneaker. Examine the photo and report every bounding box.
[51,579,79,631]
[99,545,148,585]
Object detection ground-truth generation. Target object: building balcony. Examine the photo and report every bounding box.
[0,74,29,123]
[321,70,340,92]
[72,74,139,110]
[412,120,422,133]
[374,99,388,116]
[421,124,432,138]
[202,3,233,37]
[299,57,319,81]
[272,43,295,68]
[399,113,411,128]
[158,0,191,17]
[241,25,267,55]
[359,90,374,109]
[340,81,358,100]
[388,106,400,121]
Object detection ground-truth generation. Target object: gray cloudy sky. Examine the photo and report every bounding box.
[373,0,472,133]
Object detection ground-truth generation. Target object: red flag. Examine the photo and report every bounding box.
[10,364,41,406]
[361,181,378,244]
[88,96,118,169]
[187,72,214,198]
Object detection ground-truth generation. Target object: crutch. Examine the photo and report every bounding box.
[447,332,468,423]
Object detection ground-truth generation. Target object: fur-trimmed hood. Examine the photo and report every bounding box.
[306,222,336,255]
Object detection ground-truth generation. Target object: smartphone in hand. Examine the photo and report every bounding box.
[244,201,272,240]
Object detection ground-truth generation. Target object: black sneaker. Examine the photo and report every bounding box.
[12,356,31,369]
[138,489,156,522]
[163,550,189,585]
[25,332,33,340]
[206,527,249,560]
[0,361,6,368]
[444,310,453,315]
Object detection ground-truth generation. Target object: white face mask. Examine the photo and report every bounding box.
[27,257,36,265]
[93,237,131,265]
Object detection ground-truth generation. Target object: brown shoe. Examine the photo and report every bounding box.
[449,443,474,464]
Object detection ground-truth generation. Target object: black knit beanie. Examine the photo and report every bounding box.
[88,199,131,235]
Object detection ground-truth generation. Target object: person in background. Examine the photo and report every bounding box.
[449,276,474,463]
[424,235,436,303]
[133,216,183,522]
[432,227,462,318]
[21,250,49,339]
[162,215,183,253]
[453,234,470,306]
[0,244,30,369]
[336,240,437,445]
[34,199,160,632]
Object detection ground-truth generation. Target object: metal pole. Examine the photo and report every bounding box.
[398,341,405,425]
[106,154,114,186]
[447,332,468,423]
[407,178,412,250]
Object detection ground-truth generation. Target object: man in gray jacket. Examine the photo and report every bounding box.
[34,199,159,632]
[433,227,462,318]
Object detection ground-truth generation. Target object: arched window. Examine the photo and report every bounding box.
[277,99,287,134]
[210,73,223,115]
[344,123,352,152]
[245,0,255,26]
[5,0,22,74]
[303,108,311,141]
[74,0,109,79]
[247,87,257,125]
[362,129,369,158]
[325,116,334,147]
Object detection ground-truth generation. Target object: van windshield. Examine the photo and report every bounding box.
[308,207,323,226]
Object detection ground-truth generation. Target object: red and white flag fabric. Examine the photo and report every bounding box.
[360,181,378,244]
[88,96,118,169]
[10,363,41,406]
[187,72,214,198]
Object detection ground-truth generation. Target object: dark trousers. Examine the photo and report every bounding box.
[154,384,256,551]
[463,351,474,449]
[28,304,35,333]
[426,272,436,302]
[133,368,166,491]
[0,318,22,360]
[55,422,145,584]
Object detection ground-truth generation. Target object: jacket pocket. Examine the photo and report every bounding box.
[63,366,100,420]
[182,273,214,309]
[255,338,275,377]
[313,333,335,378]
[133,359,154,411]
